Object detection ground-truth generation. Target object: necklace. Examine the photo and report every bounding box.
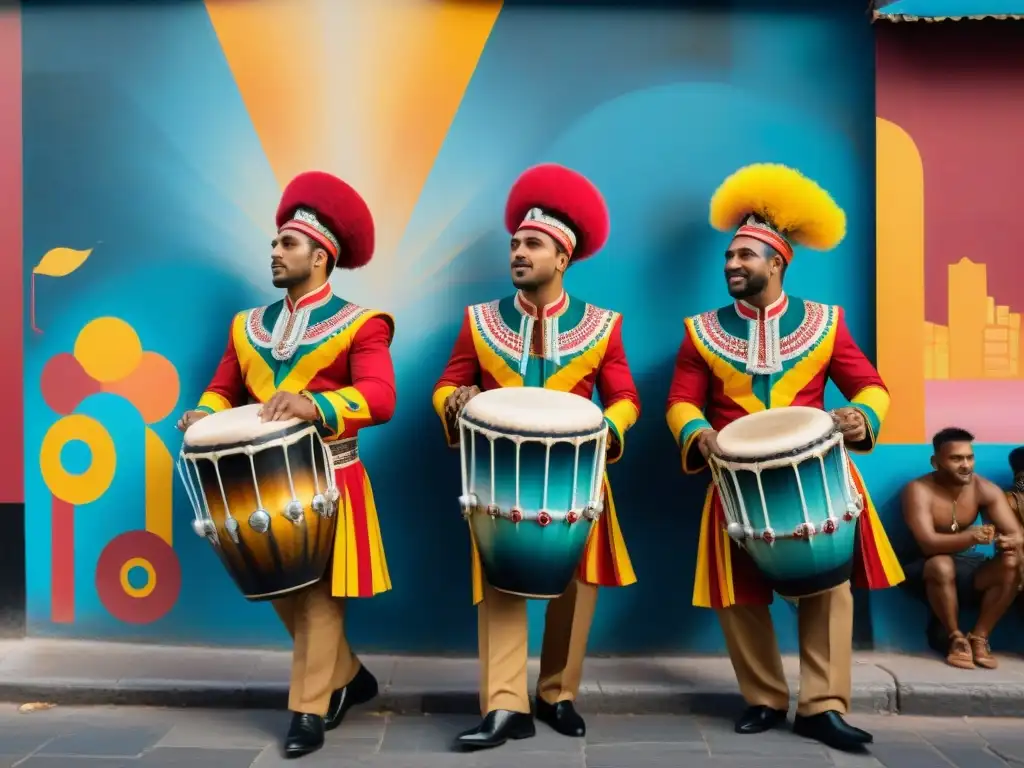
[943,482,962,532]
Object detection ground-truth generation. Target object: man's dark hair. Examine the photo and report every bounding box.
[306,235,336,277]
[932,427,975,453]
[1009,447,1024,474]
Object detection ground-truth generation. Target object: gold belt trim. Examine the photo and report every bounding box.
[327,438,358,468]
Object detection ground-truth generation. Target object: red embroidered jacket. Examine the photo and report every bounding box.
[197,282,396,441]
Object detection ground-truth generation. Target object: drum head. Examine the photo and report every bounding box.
[717,406,834,459]
[184,403,305,448]
[460,388,605,437]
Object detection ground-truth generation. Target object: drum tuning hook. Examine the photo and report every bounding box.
[191,519,217,539]
[249,509,271,533]
[458,493,478,520]
[284,501,305,524]
[311,494,334,519]
[224,516,241,544]
[794,522,817,538]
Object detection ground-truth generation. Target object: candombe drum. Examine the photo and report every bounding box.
[708,406,865,598]
[177,403,340,601]
[457,388,608,599]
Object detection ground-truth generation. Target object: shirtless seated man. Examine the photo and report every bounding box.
[901,428,1023,669]
[1004,446,1024,527]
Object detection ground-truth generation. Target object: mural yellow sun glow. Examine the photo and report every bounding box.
[204,0,503,275]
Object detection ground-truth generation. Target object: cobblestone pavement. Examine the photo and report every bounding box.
[1,704,1024,767]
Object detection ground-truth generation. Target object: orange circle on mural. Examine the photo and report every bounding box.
[101,351,180,425]
[73,317,143,383]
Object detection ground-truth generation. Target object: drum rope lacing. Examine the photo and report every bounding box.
[457,420,607,525]
[178,427,341,545]
[711,432,864,544]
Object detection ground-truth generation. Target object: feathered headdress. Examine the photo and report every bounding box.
[709,163,846,262]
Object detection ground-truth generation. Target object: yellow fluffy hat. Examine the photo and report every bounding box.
[708,163,846,262]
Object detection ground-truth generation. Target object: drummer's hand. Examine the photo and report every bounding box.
[696,429,721,460]
[445,385,480,421]
[176,410,209,432]
[833,407,867,443]
[259,391,319,423]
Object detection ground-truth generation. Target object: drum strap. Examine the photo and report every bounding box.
[327,438,359,469]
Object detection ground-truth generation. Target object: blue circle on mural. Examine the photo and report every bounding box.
[59,439,94,476]
[127,566,150,590]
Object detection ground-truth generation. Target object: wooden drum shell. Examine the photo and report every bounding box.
[185,426,337,601]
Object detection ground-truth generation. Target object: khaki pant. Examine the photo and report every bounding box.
[273,578,360,716]
[716,581,853,716]
[477,578,599,715]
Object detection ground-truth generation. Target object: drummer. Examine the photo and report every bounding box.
[664,163,904,752]
[175,172,396,759]
[432,164,640,751]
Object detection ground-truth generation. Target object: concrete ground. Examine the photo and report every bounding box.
[2,638,1024,717]
[0,705,1023,767]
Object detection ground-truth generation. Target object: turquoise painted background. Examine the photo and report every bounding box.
[21,0,1021,654]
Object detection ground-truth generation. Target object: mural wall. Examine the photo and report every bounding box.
[871,19,1024,651]
[876,20,1024,446]
[0,6,24,637]
[15,0,1008,654]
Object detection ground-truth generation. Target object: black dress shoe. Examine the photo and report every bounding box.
[454,709,536,751]
[284,712,325,759]
[325,665,379,731]
[535,698,586,737]
[734,705,788,734]
[793,711,872,752]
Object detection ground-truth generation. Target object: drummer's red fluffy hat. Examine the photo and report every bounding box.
[504,164,610,264]
[276,171,376,270]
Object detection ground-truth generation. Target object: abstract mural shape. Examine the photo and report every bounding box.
[39,314,181,623]
[40,354,101,416]
[73,316,143,383]
[39,414,116,507]
[102,352,180,425]
[29,246,93,332]
[95,530,182,624]
[204,0,503,267]
[877,19,1024,444]
[875,117,925,444]
[0,4,20,508]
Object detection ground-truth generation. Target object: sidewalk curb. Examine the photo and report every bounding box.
[894,683,1024,717]
[0,681,898,716]
[4,643,1023,717]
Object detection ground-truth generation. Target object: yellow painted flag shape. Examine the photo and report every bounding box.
[33,247,93,277]
[31,246,95,332]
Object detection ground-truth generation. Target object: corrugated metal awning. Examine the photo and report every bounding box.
[872,0,1024,20]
